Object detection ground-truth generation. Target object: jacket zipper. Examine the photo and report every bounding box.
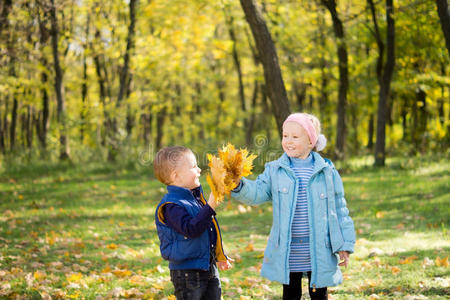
[279,165,299,284]
[307,172,318,289]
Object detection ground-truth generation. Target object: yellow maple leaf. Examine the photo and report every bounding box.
[436,256,449,267]
[391,266,401,274]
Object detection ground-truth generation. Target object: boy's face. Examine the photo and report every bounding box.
[170,152,201,190]
[282,121,314,159]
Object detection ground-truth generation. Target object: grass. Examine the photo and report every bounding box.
[0,155,449,299]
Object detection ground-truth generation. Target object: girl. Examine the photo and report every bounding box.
[231,113,355,300]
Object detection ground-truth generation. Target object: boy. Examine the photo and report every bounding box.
[154,146,231,300]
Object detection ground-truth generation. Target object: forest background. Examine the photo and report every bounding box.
[1,0,449,168]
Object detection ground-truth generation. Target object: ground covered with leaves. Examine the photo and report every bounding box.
[0,156,448,299]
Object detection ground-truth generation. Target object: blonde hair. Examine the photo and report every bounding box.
[303,113,321,137]
[153,146,192,185]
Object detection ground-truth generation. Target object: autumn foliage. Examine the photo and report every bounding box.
[206,144,257,204]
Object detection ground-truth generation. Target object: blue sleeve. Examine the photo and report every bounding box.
[231,164,273,205]
[332,168,356,253]
[163,203,216,239]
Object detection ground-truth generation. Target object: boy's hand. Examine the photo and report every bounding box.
[338,251,350,268]
[218,259,233,271]
[207,193,218,210]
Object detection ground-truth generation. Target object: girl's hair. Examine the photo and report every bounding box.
[304,113,321,136]
[153,146,192,185]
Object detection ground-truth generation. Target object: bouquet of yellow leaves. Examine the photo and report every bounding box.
[206,143,257,204]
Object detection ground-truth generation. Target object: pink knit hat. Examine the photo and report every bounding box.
[283,113,327,151]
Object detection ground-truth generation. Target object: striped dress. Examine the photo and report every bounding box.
[288,154,314,272]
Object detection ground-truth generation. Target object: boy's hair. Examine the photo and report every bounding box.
[154,146,192,185]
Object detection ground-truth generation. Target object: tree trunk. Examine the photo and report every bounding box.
[155,107,167,150]
[106,0,137,161]
[318,8,329,120]
[93,29,111,147]
[26,105,33,149]
[246,79,259,147]
[50,0,70,160]
[224,13,248,132]
[81,13,90,142]
[436,0,450,58]
[0,0,12,36]
[416,88,427,152]
[374,0,395,166]
[240,0,290,136]
[321,0,348,159]
[367,114,374,149]
[401,98,408,141]
[117,0,137,107]
[1,98,8,152]
[10,97,18,151]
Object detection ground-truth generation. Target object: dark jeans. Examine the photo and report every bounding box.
[283,272,328,300]
[170,264,221,300]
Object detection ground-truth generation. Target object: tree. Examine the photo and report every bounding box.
[321,0,349,159]
[49,0,70,160]
[368,0,396,166]
[436,0,450,58]
[239,0,290,135]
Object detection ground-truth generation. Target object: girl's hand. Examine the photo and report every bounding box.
[207,193,218,210]
[218,259,233,271]
[338,251,350,268]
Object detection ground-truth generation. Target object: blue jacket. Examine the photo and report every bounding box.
[231,152,355,288]
[155,185,228,270]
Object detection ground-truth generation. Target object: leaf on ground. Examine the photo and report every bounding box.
[399,255,418,264]
[375,211,385,219]
[422,257,434,268]
[435,256,449,267]
[107,243,118,249]
[66,272,83,282]
[33,270,46,282]
[245,243,254,252]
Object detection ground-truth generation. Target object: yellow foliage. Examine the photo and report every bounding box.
[207,144,257,204]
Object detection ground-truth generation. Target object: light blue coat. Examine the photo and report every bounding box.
[231,152,355,288]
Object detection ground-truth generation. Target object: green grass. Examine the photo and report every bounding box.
[0,156,448,299]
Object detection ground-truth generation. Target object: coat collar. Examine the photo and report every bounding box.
[166,185,203,199]
[277,152,329,175]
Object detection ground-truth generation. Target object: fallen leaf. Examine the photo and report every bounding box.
[245,243,254,252]
[435,256,449,267]
[375,211,385,219]
[107,243,118,249]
